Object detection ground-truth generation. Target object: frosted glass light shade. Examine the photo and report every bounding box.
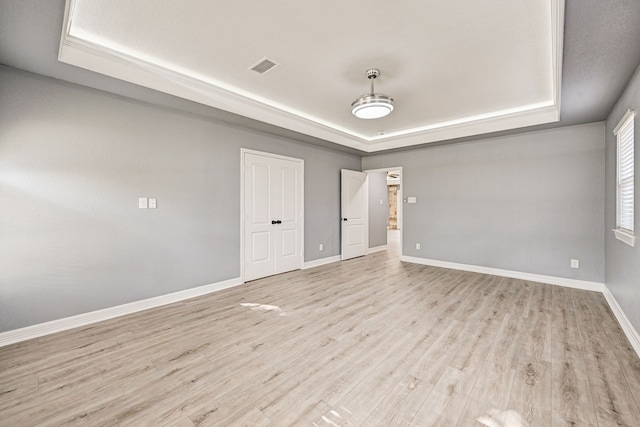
[351,94,394,119]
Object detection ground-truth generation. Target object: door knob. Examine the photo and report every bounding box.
[271,220,277,224]
[276,220,282,224]
[343,218,348,221]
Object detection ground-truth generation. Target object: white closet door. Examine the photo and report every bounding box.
[243,151,302,281]
[275,158,302,274]
[244,153,276,281]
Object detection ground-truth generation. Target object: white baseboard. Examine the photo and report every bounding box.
[0,277,242,348]
[368,245,388,254]
[400,256,604,292]
[602,285,640,357]
[303,255,341,269]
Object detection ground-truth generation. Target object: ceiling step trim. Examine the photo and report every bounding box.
[57,0,564,153]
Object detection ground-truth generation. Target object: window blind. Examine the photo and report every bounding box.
[616,111,635,233]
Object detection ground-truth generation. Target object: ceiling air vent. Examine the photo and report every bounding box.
[249,57,278,74]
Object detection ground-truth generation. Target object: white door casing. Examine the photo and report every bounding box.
[364,166,404,251]
[243,150,303,281]
[341,169,369,260]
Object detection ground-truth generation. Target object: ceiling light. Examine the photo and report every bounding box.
[351,68,394,119]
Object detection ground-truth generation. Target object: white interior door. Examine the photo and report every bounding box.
[274,158,302,274]
[341,169,369,260]
[244,151,302,282]
[244,153,276,281]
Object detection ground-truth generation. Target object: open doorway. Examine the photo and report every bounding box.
[387,170,401,231]
[386,169,402,255]
[364,167,403,256]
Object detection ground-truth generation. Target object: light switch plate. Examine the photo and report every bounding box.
[408,196,417,203]
[138,197,148,209]
[149,198,157,209]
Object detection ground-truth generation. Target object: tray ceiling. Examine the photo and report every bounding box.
[59,0,564,152]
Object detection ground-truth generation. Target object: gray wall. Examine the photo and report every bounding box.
[363,123,606,283]
[0,67,360,332]
[605,63,640,333]
[368,172,388,248]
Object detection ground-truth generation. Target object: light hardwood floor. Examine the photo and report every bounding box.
[1,233,640,426]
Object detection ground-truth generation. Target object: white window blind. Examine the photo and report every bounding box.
[615,110,634,235]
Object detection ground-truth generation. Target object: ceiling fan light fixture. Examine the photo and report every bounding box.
[351,94,394,119]
[351,68,394,119]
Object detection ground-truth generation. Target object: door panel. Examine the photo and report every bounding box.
[344,176,365,219]
[280,166,297,223]
[341,169,369,260]
[281,229,297,257]
[251,163,271,224]
[347,224,364,246]
[251,232,271,262]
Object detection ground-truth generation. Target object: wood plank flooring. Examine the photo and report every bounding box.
[2,235,640,426]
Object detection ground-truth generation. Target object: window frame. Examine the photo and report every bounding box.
[613,109,635,247]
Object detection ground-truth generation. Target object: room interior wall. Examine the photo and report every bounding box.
[605,63,640,334]
[0,67,360,332]
[363,122,606,283]
[1,0,637,348]
[367,172,389,249]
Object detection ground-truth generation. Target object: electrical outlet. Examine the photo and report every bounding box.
[319,244,323,251]
[571,259,580,269]
[138,197,148,209]
[149,198,157,209]
[416,243,421,250]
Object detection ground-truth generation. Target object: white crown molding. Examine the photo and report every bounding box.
[58,0,564,153]
[367,104,559,151]
[0,277,242,348]
[57,35,370,153]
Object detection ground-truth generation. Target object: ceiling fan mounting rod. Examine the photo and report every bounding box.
[366,68,380,94]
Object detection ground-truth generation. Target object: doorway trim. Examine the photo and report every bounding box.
[363,166,403,257]
[240,148,305,283]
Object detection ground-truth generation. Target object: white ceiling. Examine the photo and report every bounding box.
[58,0,564,152]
